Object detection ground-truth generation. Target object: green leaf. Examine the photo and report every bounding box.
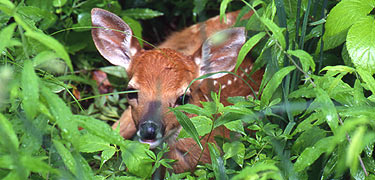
[314,88,339,134]
[0,113,19,150]
[172,110,203,150]
[25,31,73,72]
[121,141,153,178]
[260,17,286,49]
[121,8,163,20]
[74,115,126,147]
[357,67,375,95]
[235,32,266,72]
[41,86,80,147]
[232,162,283,180]
[53,139,77,175]
[52,0,67,7]
[208,143,227,180]
[287,49,315,72]
[347,16,375,74]
[224,120,245,135]
[220,0,232,23]
[260,66,296,108]
[223,141,245,167]
[101,146,116,167]
[346,126,365,174]
[122,16,143,47]
[325,0,375,36]
[294,136,334,172]
[78,133,111,153]
[100,66,127,79]
[21,60,39,119]
[21,155,57,174]
[190,116,212,137]
[0,23,21,52]
[173,104,208,117]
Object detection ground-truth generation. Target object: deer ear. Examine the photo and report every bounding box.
[91,8,141,70]
[193,27,246,79]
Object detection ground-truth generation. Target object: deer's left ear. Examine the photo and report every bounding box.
[193,27,246,79]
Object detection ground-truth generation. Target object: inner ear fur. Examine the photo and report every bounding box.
[193,27,246,79]
[91,8,141,70]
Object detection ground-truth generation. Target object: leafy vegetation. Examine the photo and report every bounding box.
[1,0,375,179]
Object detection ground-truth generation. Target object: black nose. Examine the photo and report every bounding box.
[140,121,158,140]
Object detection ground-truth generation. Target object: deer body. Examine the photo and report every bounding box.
[91,8,262,173]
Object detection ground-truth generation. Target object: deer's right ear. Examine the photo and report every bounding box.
[91,8,140,70]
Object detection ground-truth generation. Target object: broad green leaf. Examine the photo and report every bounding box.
[25,31,73,72]
[208,143,227,180]
[292,126,326,154]
[21,60,39,119]
[224,120,245,135]
[0,23,21,52]
[193,0,208,15]
[53,139,77,175]
[121,141,153,178]
[122,16,143,47]
[190,116,212,137]
[287,49,315,72]
[223,141,245,167]
[0,0,15,9]
[235,32,266,72]
[320,65,355,74]
[347,16,375,74]
[172,110,203,150]
[78,133,111,153]
[260,17,286,49]
[294,136,334,172]
[173,104,208,117]
[260,66,296,108]
[17,6,57,30]
[121,8,163,20]
[325,0,375,36]
[73,151,94,178]
[33,51,58,67]
[357,67,375,96]
[319,29,347,52]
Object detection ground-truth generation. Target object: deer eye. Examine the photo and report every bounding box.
[126,88,138,100]
[175,94,190,106]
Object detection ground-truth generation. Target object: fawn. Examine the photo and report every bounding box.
[91,8,263,173]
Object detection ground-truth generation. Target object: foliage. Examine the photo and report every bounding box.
[1,0,375,179]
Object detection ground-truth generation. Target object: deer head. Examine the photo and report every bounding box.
[91,8,246,148]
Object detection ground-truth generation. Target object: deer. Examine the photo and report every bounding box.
[91,8,263,173]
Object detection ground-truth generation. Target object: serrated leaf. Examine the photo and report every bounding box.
[172,110,203,150]
[287,49,315,72]
[121,141,153,178]
[208,143,227,180]
[21,155,57,174]
[347,16,375,74]
[223,141,245,167]
[235,32,266,72]
[21,60,39,119]
[325,0,375,36]
[78,133,110,153]
[294,136,334,172]
[53,139,77,175]
[25,31,73,72]
[314,88,339,133]
[0,113,19,150]
[260,66,295,108]
[121,8,163,20]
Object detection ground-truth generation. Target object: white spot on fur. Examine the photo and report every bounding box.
[245,68,249,73]
[227,80,232,85]
[213,80,218,86]
[191,24,200,33]
[130,47,137,56]
[233,77,237,81]
[222,84,226,89]
[194,57,201,65]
